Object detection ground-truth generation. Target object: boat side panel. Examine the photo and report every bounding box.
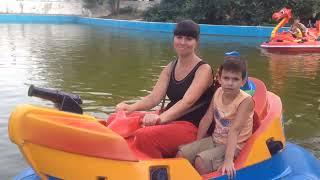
[19,143,202,180]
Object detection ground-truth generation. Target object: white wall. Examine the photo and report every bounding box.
[0,0,86,15]
[0,0,159,17]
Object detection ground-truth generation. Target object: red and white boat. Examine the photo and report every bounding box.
[261,7,320,53]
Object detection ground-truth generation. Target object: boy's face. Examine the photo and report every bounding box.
[219,70,246,95]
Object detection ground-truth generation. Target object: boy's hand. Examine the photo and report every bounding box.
[219,160,236,179]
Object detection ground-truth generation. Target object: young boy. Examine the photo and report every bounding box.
[176,58,254,179]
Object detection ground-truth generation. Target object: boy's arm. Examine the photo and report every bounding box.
[196,96,215,140]
[220,97,254,178]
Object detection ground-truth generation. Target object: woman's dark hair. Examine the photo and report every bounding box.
[173,20,200,40]
[219,58,248,80]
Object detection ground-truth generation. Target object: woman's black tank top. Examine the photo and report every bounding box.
[165,60,214,127]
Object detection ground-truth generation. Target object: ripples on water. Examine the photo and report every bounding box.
[0,24,319,178]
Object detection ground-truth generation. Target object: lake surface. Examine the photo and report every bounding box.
[0,24,319,179]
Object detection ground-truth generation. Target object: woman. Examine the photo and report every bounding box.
[116,20,215,158]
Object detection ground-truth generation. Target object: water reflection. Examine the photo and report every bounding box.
[258,50,320,170]
[261,50,320,92]
[260,49,320,141]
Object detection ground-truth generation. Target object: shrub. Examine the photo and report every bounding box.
[143,0,320,25]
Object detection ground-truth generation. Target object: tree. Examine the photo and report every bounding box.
[143,0,320,25]
[108,0,121,15]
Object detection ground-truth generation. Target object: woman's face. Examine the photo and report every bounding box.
[173,35,198,57]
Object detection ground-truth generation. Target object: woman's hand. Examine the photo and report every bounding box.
[115,102,134,113]
[142,114,161,127]
[218,160,236,179]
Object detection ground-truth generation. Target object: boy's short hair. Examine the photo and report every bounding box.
[174,20,200,40]
[219,58,247,80]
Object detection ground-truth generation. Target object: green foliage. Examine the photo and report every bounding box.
[143,0,320,25]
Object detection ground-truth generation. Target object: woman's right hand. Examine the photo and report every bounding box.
[115,102,134,113]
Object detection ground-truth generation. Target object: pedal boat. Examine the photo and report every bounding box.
[261,7,320,53]
[9,78,320,180]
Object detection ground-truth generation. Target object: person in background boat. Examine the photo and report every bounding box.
[116,20,215,158]
[307,14,317,28]
[177,58,254,178]
[289,17,318,40]
[308,12,320,28]
[289,17,307,39]
[313,12,320,41]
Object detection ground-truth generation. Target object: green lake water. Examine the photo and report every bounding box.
[0,24,319,179]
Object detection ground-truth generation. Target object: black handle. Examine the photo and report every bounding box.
[28,85,83,114]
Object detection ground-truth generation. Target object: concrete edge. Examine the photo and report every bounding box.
[0,14,289,37]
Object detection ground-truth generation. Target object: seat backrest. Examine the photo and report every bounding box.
[242,78,264,132]
[250,78,268,124]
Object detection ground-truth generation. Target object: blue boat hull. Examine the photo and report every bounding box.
[15,143,320,180]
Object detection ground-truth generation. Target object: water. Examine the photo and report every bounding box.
[0,24,319,178]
